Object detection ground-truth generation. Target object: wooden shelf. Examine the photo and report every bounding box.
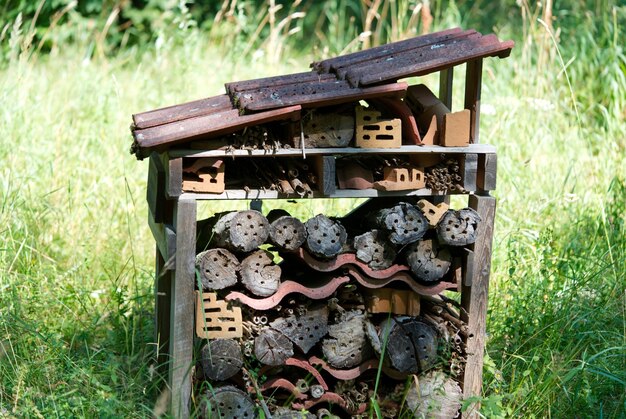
[169,144,496,159]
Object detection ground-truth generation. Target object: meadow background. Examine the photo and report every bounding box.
[0,0,624,417]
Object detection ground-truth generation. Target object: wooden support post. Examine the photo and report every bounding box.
[162,153,183,199]
[155,245,172,377]
[461,194,495,418]
[477,153,497,192]
[462,153,478,192]
[464,59,483,144]
[169,197,197,419]
[439,67,454,110]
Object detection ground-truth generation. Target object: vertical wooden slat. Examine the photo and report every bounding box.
[462,153,478,191]
[147,153,167,223]
[464,59,483,144]
[162,153,183,199]
[461,194,496,418]
[439,67,454,110]
[477,153,497,192]
[155,246,172,376]
[314,155,337,196]
[169,197,197,419]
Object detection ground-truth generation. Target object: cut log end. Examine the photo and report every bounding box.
[322,310,373,369]
[214,210,270,252]
[354,229,397,270]
[241,249,281,297]
[200,339,244,381]
[405,239,452,282]
[405,371,462,419]
[373,202,428,246]
[196,248,240,290]
[305,214,348,259]
[269,215,307,252]
[254,327,294,366]
[270,305,329,354]
[200,385,256,419]
[437,208,482,246]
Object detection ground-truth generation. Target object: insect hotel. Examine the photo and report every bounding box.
[130,28,513,418]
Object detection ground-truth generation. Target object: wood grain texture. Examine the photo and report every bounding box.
[147,153,166,223]
[461,194,496,418]
[161,154,183,199]
[314,155,336,196]
[462,153,478,191]
[439,68,454,110]
[154,246,171,378]
[464,59,483,144]
[477,153,497,191]
[169,197,196,419]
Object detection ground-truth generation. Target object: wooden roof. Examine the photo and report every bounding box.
[130,28,513,159]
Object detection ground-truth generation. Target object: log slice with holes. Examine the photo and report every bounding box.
[213,210,270,252]
[270,305,329,354]
[240,250,281,297]
[371,202,428,246]
[353,229,397,270]
[199,385,256,419]
[405,371,462,419]
[268,215,307,252]
[254,327,294,366]
[304,214,347,259]
[322,310,373,368]
[200,339,244,381]
[195,248,239,290]
[405,239,452,282]
[437,208,481,246]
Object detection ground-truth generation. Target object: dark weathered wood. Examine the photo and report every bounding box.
[164,154,183,198]
[148,212,176,269]
[169,197,196,418]
[254,327,294,366]
[322,311,373,368]
[268,215,307,252]
[314,155,337,196]
[195,248,239,290]
[461,153,478,191]
[312,27,469,73]
[226,71,336,94]
[200,339,244,381]
[132,105,301,155]
[304,214,347,259]
[371,202,428,245]
[147,153,166,223]
[241,82,408,112]
[382,317,438,373]
[240,249,281,297]
[405,370,463,418]
[405,239,452,282]
[461,194,495,418]
[353,229,397,270]
[154,246,171,378]
[213,210,270,252]
[464,59,483,144]
[439,67,454,110]
[270,305,329,354]
[132,94,232,130]
[437,208,482,246]
[299,112,354,148]
[200,386,256,418]
[477,153,497,191]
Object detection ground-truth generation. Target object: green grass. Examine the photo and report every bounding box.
[1,1,625,417]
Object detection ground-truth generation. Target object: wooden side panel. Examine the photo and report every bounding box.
[462,153,478,191]
[162,154,183,199]
[314,155,337,196]
[147,153,166,223]
[461,194,496,418]
[439,67,454,110]
[155,246,172,377]
[477,153,497,191]
[169,198,197,419]
[464,59,483,144]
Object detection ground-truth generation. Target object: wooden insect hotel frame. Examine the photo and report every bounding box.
[131,28,513,418]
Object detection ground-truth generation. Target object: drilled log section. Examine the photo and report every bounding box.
[254,327,294,366]
[381,317,438,373]
[195,248,239,290]
[405,371,463,419]
[213,210,270,252]
[240,250,281,297]
[371,202,428,245]
[353,229,397,270]
[304,214,347,259]
[200,385,256,419]
[322,310,373,369]
[272,408,317,419]
[200,339,244,381]
[437,207,481,246]
[298,110,354,148]
[405,239,452,282]
[268,214,307,252]
[270,305,329,354]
